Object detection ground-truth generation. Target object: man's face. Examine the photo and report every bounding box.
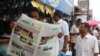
[31,11,39,19]
[53,14,60,22]
[77,20,82,26]
[79,24,87,34]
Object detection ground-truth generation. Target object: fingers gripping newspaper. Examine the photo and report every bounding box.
[7,14,60,56]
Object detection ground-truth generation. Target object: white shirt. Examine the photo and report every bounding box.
[93,29,99,38]
[70,25,79,43]
[75,33,99,56]
[54,19,69,50]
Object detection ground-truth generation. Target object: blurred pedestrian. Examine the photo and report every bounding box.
[53,11,69,56]
[75,23,99,56]
[93,26,100,39]
[70,19,82,56]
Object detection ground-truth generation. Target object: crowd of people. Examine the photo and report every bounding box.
[53,12,100,56]
[11,11,100,56]
[28,10,100,56]
[0,9,100,56]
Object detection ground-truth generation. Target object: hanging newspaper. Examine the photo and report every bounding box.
[7,14,60,56]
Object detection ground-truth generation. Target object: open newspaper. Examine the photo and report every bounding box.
[7,14,60,56]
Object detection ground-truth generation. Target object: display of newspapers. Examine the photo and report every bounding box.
[7,14,60,56]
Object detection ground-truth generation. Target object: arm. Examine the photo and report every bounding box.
[70,33,80,36]
[57,32,63,38]
[93,37,99,56]
[62,35,69,53]
[0,39,9,44]
[94,53,99,56]
[61,22,69,53]
[70,25,80,36]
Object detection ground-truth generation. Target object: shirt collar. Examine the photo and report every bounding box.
[84,33,91,39]
[53,19,62,24]
[80,33,91,39]
[58,19,63,23]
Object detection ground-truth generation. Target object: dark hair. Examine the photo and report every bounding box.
[53,11,62,18]
[82,23,90,30]
[77,18,82,23]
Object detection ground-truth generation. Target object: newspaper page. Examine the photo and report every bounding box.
[8,14,60,56]
[36,23,60,56]
[7,14,44,56]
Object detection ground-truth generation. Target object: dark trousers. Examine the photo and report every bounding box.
[71,43,76,56]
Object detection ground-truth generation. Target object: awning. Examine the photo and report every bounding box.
[86,20,100,27]
[38,0,73,15]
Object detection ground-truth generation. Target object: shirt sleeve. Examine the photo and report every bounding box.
[70,25,74,33]
[93,30,98,38]
[74,36,78,50]
[93,37,99,53]
[61,21,69,36]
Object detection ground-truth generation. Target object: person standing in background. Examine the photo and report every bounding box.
[75,23,99,56]
[92,27,100,39]
[70,19,82,56]
[29,11,39,20]
[53,11,69,56]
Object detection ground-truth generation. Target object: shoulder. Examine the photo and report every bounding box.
[89,35,98,42]
[92,36,97,40]
[93,30,98,33]
[62,20,68,26]
[75,35,81,43]
[71,25,76,28]
[60,19,68,24]
[76,35,81,40]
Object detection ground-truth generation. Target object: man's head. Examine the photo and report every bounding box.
[76,18,82,26]
[79,23,90,34]
[53,12,62,22]
[29,11,39,19]
[96,27,100,32]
